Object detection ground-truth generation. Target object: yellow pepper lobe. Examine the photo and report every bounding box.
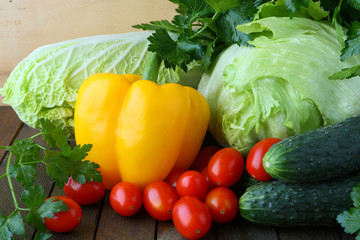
[74,73,210,191]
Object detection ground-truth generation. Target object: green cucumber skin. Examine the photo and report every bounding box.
[263,114,360,182]
[239,173,360,227]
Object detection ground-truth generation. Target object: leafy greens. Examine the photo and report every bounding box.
[134,0,360,76]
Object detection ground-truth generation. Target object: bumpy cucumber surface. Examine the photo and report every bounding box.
[239,172,360,226]
[263,114,360,182]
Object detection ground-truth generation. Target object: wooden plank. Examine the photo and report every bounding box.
[157,220,217,240]
[217,216,278,240]
[0,124,53,239]
[0,106,23,162]
[338,228,356,240]
[45,185,104,240]
[277,226,341,240]
[95,192,156,240]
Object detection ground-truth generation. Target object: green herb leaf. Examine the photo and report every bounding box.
[6,138,41,164]
[205,0,240,13]
[34,231,52,240]
[21,184,46,209]
[40,119,71,153]
[0,212,25,239]
[25,196,68,232]
[337,183,360,239]
[43,150,74,188]
[341,21,360,60]
[43,144,100,188]
[133,20,180,32]
[329,65,360,79]
[148,29,203,71]
[9,164,38,189]
[6,138,41,188]
[285,0,310,17]
[215,3,255,46]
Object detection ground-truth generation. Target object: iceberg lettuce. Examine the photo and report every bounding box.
[0,31,202,137]
[198,17,360,154]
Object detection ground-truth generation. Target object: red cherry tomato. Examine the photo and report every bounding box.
[191,145,221,172]
[63,176,105,205]
[205,187,238,223]
[44,196,83,233]
[176,170,208,200]
[110,182,142,217]
[143,181,178,221]
[208,148,244,187]
[246,137,281,181]
[164,168,188,188]
[172,196,212,240]
[201,166,216,191]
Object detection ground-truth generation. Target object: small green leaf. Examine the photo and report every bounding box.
[341,21,360,60]
[40,119,71,153]
[6,138,41,164]
[0,213,25,239]
[21,184,46,209]
[285,0,310,17]
[205,0,240,13]
[38,197,68,219]
[133,20,180,32]
[9,164,38,189]
[329,65,360,79]
[337,208,360,235]
[351,183,360,208]
[34,231,52,240]
[43,150,73,188]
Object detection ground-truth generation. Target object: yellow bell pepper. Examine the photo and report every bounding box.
[74,73,210,190]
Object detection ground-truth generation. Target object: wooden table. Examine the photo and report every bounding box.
[0,106,355,240]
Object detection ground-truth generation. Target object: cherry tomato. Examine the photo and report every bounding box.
[246,137,281,181]
[205,187,238,223]
[176,170,208,200]
[143,181,178,221]
[201,166,216,191]
[172,196,212,240]
[63,176,105,205]
[191,145,221,172]
[164,168,188,188]
[208,148,244,187]
[44,196,83,233]
[110,182,142,217]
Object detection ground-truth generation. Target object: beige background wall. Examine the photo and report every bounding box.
[0,0,176,105]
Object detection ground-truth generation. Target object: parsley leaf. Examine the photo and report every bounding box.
[21,185,68,232]
[337,182,360,239]
[205,0,240,13]
[0,212,25,240]
[40,119,71,153]
[329,65,360,79]
[341,21,360,60]
[148,29,203,71]
[285,0,310,17]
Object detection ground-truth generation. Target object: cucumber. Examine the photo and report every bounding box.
[263,114,360,182]
[239,172,360,226]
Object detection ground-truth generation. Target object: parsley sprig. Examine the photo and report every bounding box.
[337,182,360,240]
[134,0,360,77]
[0,119,102,240]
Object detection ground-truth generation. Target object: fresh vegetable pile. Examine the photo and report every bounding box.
[1,0,360,239]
